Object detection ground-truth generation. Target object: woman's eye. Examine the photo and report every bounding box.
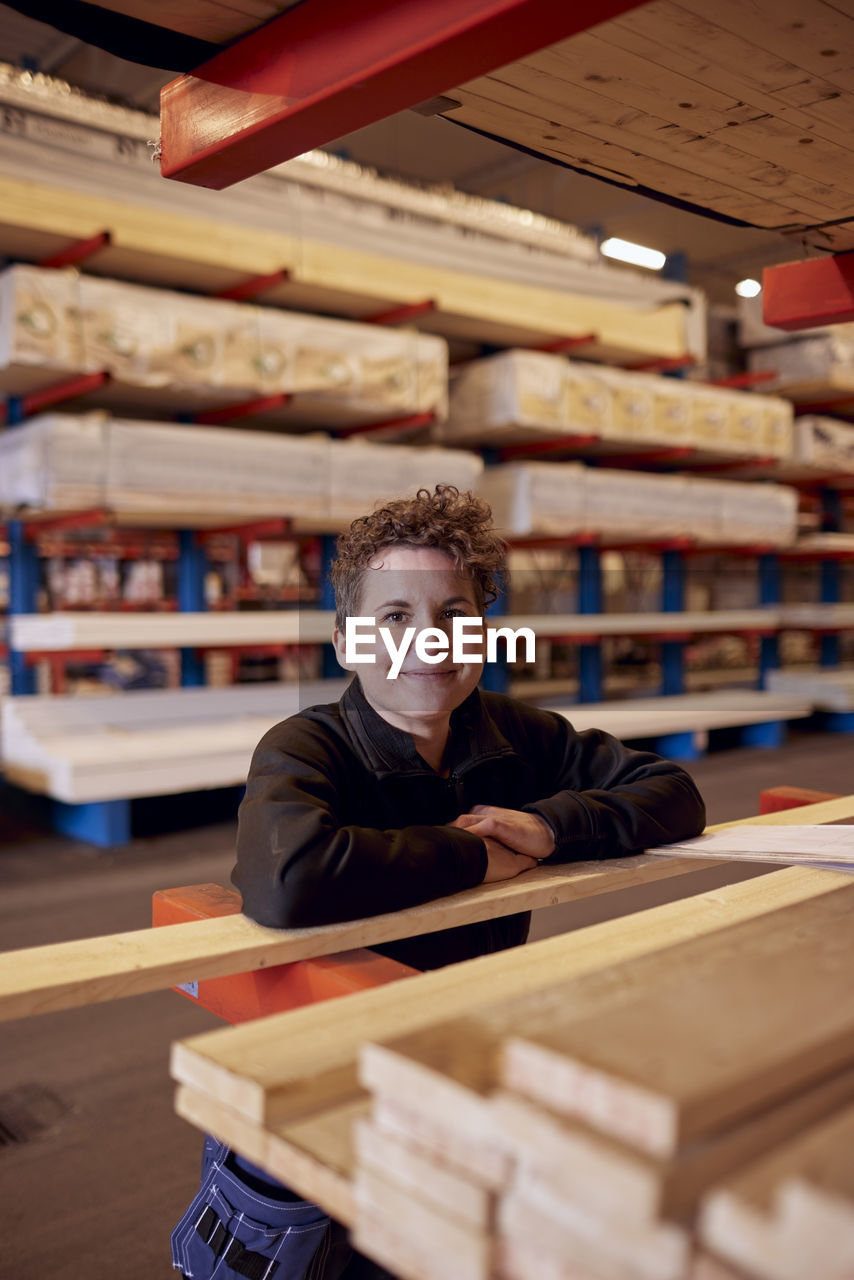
[382,611,406,623]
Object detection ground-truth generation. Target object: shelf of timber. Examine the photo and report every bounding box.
[0,177,689,366]
[0,680,814,805]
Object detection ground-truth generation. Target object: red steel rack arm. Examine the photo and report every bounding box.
[39,232,112,270]
[159,0,653,190]
[763,253,854,330]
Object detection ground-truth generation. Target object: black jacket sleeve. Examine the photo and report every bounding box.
[232,720,488,929]
[519,708,706,861]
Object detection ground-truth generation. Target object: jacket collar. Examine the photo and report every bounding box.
[340,675,516,778]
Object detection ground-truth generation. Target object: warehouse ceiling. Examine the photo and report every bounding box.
[0,2,812,307]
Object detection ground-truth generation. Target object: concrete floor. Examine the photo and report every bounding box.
[0,727,852,1279]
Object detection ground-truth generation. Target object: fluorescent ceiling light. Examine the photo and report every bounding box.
[735,278,762,298]
[600,237,666,270]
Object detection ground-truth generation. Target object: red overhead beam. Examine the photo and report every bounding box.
[763,253,854,330]
[160,0,652,190]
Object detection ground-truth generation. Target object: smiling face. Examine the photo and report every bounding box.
[332,544,484,737]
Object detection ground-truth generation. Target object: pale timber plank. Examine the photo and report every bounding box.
[354,1118,495,1230]
[174,1084,359,1225]
[701,1101,854,1280]
[490,1065,854,1225]
[354,1167,493,1280]
[357,890,854,1171]
[499,1179,691,1280]
[0,858,701,1023]
[501,886,854,1158]
[170,857,853,1125]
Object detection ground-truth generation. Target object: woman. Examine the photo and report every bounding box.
[172,484,705,1279]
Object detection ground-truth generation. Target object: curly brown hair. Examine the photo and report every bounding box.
[330,484,506,627]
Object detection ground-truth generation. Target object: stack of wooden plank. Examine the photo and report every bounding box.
[766,668,854,713]
[792,416,854,473]
[700,1103,854,1279]
[749,331,854,416]
[477,462,799,545]
[442,352,794,460]
[348,880,854,1280]
[0,413,483,526]
[0,684,813,801]
[0,678,347,803]
[0,265,448,425]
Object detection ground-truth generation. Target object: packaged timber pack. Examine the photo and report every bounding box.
[475,463,589,536]
[281,312,448,422]
[0,413,331,522]
[584,467,696,541]
[715,479,798,546]
[0,265,449,422]
[441,351,612,445]
[793,416,854,470]
[748,327,854,388]
[0,265,85,394]
[329,439,482,522]
[0,411,108,510]
[104,420,331,521]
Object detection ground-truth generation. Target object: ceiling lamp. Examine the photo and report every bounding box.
[600,237,666,270]
[735,278,762,298]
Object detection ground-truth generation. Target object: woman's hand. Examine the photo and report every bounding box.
[448,805,556,860]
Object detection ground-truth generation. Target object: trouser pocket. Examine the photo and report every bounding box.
[172,1141,331,1279]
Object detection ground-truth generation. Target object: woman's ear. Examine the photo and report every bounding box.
[332,625,352,673]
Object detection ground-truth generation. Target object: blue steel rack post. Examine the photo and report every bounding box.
[178,530,209,687]
[577,542,603,705]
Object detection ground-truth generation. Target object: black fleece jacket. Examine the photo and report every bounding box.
[232,676,706,971]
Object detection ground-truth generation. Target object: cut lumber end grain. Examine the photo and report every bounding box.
[700,1100,854,1279]
[500,1180,691,1280]
[354,1118,496,1231]
[355,1166,494,1280]
[491,1088,663,1227]
[358,1018,502,1147]
[373,1098,512,1190]
[501,1035,679,1159]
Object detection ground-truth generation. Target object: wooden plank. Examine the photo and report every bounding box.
[491,1064,854,1225]
[448,86,807,229]
[462,59,853,220]
[354,1166,493,1280]
[8,610,334,651]
[599,5,854,155]
[700,1101,854,1280]
[673,0,854,88]
[497,1233,602,1280]
[499,1178,691,1280]
[373,1097,512,1189]
[174,1083,359,1224]
[170,854,854,1125]
[356,888,854,1170]
[501,885,854,1158]
[0,858,706,1023]
[90,1,291,42]
[354,1117,496,1229]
